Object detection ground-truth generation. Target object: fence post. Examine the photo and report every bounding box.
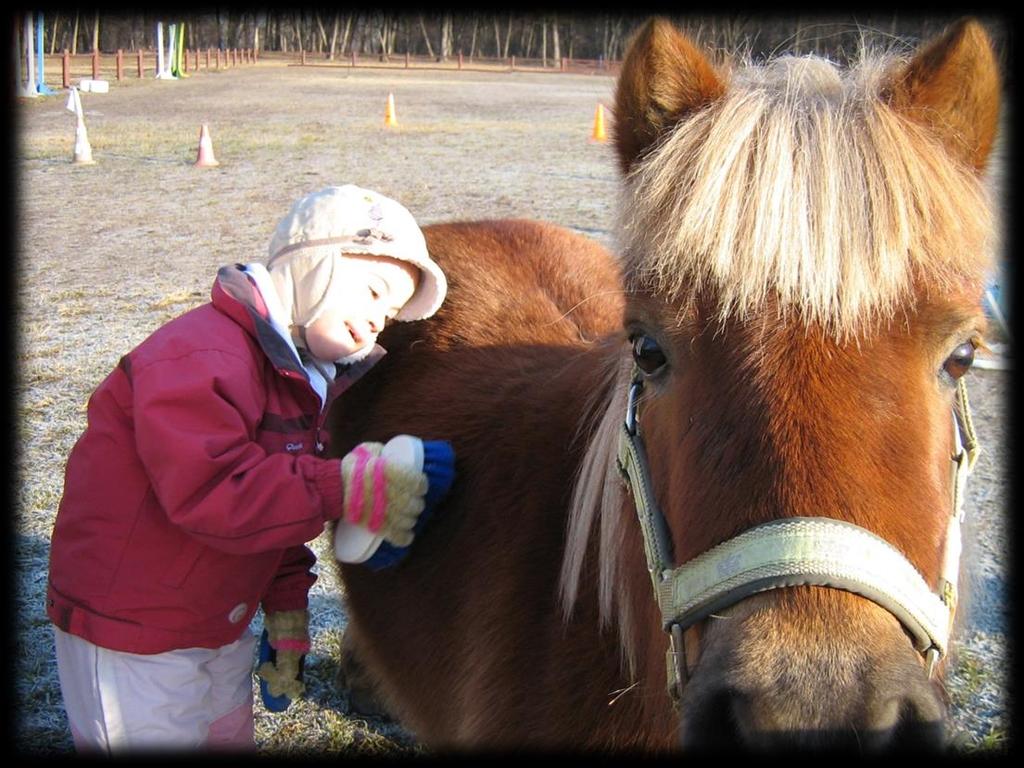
[92,49,100,79]
[301,50,306,66]
[215,48,221,68]
[207,48,211,69]
[62,49,70,89]
[116,49,123,80]
[510,55,515,71]
[194,48,199,71]
[458,52,463,70]
[351,51,357,67]
[405,51,409,68]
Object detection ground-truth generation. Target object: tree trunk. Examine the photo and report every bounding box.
[315,11,328,53]
[340,14,353,56]
[439,14,452,61]
[328,12,339,59]
[469,15,478,58]
[542,18,547,67]
[294,12,303,53]
[48,12,59,54]
[233,13,245,49]
[92,10,99,52]
[502,13,512,58]
[418,14,434,59]
[375,14,387,59]
[70,10,79,55]
[552,15,560,62]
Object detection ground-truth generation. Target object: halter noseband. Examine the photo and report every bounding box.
[616,372,979,702]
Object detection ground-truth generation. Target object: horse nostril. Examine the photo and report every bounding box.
[679,687,746,749]
[883,697,946,752]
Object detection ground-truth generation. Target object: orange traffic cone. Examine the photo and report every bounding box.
[72,116,96,165]
[590,103,607,142]
[384,93,398,128]
[195,123,220,167]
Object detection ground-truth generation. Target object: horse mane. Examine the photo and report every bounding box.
[559,40,997,674]
[615,45,994,339]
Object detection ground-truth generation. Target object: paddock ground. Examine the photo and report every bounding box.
[14,60,1010,753]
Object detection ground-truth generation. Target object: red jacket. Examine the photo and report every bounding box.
[47,265,382,654]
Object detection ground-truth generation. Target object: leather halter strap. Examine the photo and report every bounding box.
[616,374,979,701]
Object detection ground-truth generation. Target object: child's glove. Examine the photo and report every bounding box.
[340,442,428,547]
[256,609,309,711]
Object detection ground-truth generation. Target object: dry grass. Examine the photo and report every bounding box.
[14,56,1009,755]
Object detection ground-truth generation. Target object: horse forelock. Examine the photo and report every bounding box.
[615,48,994,339]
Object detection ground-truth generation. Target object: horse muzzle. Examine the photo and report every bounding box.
[676,588,948,752]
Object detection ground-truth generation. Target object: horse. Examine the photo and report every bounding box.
[328,18,1001,750]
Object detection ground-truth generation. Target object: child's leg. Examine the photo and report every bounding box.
[204,632,257,749]
[53,627,256,752]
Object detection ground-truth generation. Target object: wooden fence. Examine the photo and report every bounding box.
[38,47,257,89]
[30,47,618,92]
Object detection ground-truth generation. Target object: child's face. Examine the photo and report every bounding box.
[303,254,420,361]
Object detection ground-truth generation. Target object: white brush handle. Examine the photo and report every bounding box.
[333,435,423,563]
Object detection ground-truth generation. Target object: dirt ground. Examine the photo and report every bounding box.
[14,59,1010,753]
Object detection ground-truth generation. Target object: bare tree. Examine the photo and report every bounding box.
[552,14,561,62]
[439,13,453,61]
[418,14,435,58]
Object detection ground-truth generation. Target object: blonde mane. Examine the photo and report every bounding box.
[559,43,996,672]
[617,49,993,338]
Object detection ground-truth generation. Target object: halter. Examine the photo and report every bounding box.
[616,371,979,703]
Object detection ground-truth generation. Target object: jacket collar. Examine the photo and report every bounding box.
[211,264,385,400]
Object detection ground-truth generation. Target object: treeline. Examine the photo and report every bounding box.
[32,11,1010,71]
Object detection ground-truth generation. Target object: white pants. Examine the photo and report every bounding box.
[53,627,257,753]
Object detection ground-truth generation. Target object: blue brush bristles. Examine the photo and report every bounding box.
[365,439,456,571]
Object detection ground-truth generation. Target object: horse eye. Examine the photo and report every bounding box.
[942,341,976,380]
[631,334,667,375]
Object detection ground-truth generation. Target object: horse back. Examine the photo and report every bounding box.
[327,219,636,746]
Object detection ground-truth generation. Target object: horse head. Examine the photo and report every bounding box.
[559,18,999,749]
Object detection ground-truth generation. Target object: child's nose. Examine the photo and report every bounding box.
[368,309,386,334]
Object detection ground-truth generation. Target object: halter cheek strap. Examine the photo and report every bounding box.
[617,374,979,702]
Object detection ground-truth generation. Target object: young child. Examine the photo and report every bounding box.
[46,184,450,752]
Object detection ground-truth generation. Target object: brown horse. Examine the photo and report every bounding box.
[329,18,1001,750]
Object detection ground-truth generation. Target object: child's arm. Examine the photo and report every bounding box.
[130,349,347,553]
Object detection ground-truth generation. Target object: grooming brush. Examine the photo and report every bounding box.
[333,435,456,568]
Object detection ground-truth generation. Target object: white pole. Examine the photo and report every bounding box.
[156,22,167,78]
[166,23,176,78]
[23,14,39,97]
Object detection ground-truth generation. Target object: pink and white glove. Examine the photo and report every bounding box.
[340,442,428,547]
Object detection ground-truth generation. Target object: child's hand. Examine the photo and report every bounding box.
[339,442,428,547]
[256,610,309,710]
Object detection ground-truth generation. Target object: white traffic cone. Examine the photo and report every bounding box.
[73,116,95,165]
[194,123,220,167]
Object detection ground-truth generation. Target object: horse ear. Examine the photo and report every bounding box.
[884,18,1001,172]
[613,18,725,175]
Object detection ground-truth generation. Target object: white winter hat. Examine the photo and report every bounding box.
[266,185,446,323]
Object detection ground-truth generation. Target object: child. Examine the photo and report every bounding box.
[46,184,450,752]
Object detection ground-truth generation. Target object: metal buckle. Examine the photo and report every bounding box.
[625,378,642,436]
[924,646,941,679]
[666,623,688,705]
